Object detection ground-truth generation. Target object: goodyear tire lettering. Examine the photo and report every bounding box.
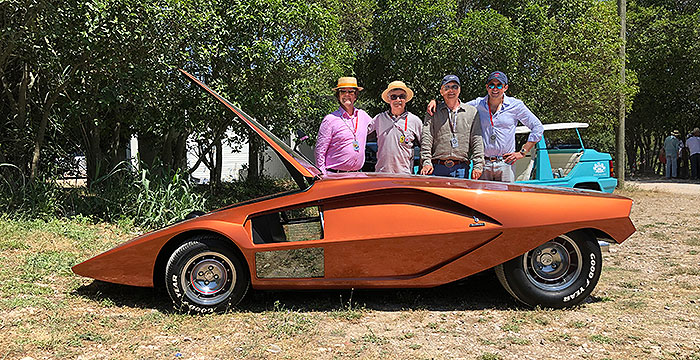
[563,252,598,302]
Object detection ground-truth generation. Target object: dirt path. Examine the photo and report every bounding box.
[627,177,700,195]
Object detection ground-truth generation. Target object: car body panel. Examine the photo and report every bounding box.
[72,73,635,300]
[73,173,634,289]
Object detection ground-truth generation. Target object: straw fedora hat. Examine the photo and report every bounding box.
[381,81,414,103]
[333,77,363,91]
[672,130,681,137]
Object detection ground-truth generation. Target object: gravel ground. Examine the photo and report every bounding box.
[1,186,699,359]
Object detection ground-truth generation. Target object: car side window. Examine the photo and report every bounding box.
[252,205,323,244]
[546,129,583,150]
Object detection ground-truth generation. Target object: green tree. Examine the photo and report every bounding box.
[626,2,700,174]
[1,0,84,181]
[356,0,636,156]
[200,0,354,180]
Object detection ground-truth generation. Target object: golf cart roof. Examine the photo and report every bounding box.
[516,122,589,134]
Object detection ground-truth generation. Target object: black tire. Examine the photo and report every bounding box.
[165,236,249,313]
[495,230,602,308]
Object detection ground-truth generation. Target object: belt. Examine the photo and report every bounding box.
[432,159,465,167]
[327,168,356,173]
[485,156,505,162]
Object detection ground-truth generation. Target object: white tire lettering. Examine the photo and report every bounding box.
[563,253,599,302]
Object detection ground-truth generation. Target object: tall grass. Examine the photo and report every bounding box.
[0,163,64,220]
[0,162,296,230]
[67,163,208,229]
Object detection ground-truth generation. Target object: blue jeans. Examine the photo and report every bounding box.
[433,162,469,178]
[666,155,678,178]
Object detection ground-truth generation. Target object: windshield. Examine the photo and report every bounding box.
[543,129,584,150]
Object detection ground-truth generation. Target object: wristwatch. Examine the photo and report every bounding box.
[519,148,527,155]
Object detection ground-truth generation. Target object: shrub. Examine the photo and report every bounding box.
[0,161,297,230]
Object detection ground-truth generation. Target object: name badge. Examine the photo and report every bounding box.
[399,134,405,143]
[490,134,496,141]
[451,136,459,148]
[352,140,360,151]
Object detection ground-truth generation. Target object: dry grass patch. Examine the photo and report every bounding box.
[1,189,700,359]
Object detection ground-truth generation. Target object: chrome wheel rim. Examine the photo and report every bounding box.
[181,251,235,306]
[523,235,582,292]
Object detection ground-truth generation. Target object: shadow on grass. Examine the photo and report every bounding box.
[74,270,611,314]
[73,270,533,313]
[242,270,519,313]
[73,281,173,313]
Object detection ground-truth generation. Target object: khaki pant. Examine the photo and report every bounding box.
[481,159,515,182]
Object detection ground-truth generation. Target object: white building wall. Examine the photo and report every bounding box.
[186,129,303,183]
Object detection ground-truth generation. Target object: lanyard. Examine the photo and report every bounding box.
[487,97,503,127]
[342,111,358,137]
[392,112,408,131]
[448,108,457,134]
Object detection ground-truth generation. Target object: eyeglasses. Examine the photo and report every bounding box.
[389,94,407,100]
[488,83,504,89]
[442,84,459,90]
[338,89,357,95]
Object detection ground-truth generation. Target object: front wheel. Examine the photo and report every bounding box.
[165,236,249,313]
[495,230,602,308]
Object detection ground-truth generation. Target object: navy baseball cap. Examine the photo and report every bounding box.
[441,75,460,87]
[486,71,508,85]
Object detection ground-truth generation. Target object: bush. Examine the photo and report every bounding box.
[0,162,298,230]
[69,163,207,229]
[201,176,297,210]
[0,164,64,220]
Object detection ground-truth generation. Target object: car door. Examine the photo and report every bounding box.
[318,188,502,280]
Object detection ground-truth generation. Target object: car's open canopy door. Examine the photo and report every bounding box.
[179,69,321,186]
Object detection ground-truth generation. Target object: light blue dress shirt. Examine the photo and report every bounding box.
[467,95,543,157]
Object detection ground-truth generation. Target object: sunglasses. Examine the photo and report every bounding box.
[442,84,459,90]
[338,89,357,95]
[488,83,504,89]
[389,94,407,100]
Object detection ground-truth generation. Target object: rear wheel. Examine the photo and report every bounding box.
[495,230,601,308]
[165,236,249,313]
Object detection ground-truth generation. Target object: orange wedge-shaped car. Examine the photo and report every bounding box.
[72,70,636,313]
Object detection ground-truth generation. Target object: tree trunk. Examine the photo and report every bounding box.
[247,130,259,180]
[138,134,157,169]
[209,138,222,187]
[29,66,75,182]
[29,96,54,182]
[161,127,177,169]
[111,132,128,170]
[174,131,188,173]
[82,114,102,187]
[106,115,122,170]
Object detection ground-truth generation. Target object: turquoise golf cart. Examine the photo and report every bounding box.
[514,122,617,193]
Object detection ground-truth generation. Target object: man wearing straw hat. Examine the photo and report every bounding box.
[420,75,484,178]
[367,81,422,174]
[315,77,372,174]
